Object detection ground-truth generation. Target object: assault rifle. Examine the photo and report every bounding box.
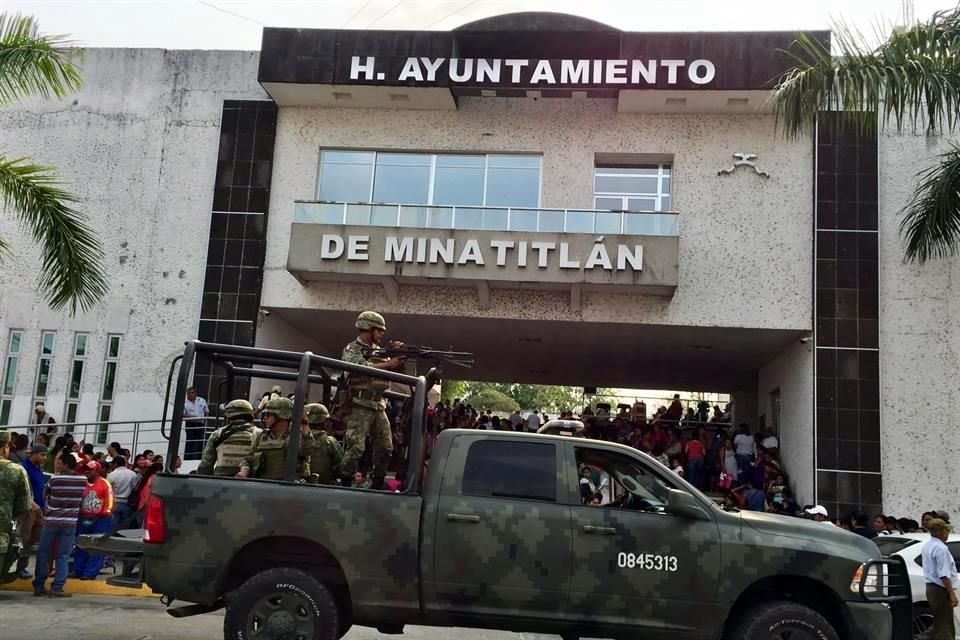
[360,344,474,369]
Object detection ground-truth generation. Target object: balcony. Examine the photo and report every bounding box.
[293,200,679,236]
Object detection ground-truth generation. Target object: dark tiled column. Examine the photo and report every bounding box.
[193,100,277,405]
[814,112,881,519]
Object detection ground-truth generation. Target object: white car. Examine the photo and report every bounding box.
[875,532,960,638]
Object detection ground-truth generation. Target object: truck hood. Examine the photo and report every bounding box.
[739,510,880,560]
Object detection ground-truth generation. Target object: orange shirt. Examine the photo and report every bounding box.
[80,476,114,517]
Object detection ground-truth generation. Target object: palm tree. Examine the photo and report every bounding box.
[772,8,960,264]
[0,13,106,313]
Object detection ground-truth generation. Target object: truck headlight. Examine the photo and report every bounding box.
[850,562,885,596]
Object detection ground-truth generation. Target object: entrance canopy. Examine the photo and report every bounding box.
[267,307,804,391]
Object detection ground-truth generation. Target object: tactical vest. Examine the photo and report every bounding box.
[254,431,308,481]
[214,423,261,476]
[307,431,341,483]
[346,340,390,409]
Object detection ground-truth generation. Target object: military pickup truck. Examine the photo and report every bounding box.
[80,341,911,640]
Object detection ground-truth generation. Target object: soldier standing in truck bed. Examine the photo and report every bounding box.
[237,397,313,481]
[339,311,405,490]
[197,399,262,477]
[303,403,342,485]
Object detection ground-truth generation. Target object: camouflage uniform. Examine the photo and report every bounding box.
[341,327,394,485]
[240,397,314,481]
[197,399,262,477]
[303,403,342,484]
[0,433,31,558]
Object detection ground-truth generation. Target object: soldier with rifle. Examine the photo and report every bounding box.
[339,311,405,490]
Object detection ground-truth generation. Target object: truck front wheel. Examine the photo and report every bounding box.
[728,601,839,640]
[224,567,339,640]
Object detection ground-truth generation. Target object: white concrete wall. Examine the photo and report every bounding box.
[262,101,813,332]
[0,48,266,453]
[878,128,960,519]
[758,340,814,505]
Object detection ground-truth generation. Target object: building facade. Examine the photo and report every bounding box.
[0,12,956,519]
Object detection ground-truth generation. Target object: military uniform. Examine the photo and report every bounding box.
[0,433,31,563]
[303,403,342,484]
[197,399,262,477]
[340,312,395,487]
[240,397,314,481]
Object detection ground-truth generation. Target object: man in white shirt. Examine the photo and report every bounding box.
[804,505,835,526]
[760,428,779,453]
[107,456,139,528]
[923,519,958,640]
[183,386,209,461]
[508,410,523,431]
[526,410,541,433]
[732,424,756,484]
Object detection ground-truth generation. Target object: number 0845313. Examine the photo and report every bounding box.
[617,552,678,572]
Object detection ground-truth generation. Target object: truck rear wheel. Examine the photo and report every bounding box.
[728,601,839,640]
[224,567,339,640]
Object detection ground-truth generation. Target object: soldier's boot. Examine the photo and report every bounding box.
[370,474,386,491]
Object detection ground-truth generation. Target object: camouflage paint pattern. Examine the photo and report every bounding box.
[304,430,343,484]
[240,428,314,480]
[339,406,392,479]
[139,430,894,638]
[196,421,262,476]
[0,458,30,554]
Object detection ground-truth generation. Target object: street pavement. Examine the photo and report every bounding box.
[1,592,578,640]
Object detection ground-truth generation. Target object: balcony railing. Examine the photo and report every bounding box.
[294,200,679,236]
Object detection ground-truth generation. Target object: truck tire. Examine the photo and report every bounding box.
[912,602,933,638]
[223,567,339,640]
[728,601,839,640]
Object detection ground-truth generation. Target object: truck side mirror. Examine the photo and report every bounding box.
[666,489,709,520]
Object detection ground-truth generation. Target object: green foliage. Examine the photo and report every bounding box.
[772,8,960,263]
[463,387,520,412]
[440,381,583,412]
[0,13,106,313]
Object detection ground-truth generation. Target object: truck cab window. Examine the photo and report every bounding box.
[461,440,557,502]
[575,447,678,514]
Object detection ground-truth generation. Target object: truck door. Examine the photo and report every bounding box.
[429,435,573,621]
[564,442,722,637]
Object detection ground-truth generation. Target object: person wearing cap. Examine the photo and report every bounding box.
[340,311,404,490]
[923,518,959,639]
[0,431,31,585]
[197,399,262,477]
[237,397,314,481]
[303,403,342,485]
[804,505,836,526]
[71,460,114,580]
[15,444,48,579]
[257,385,284,414]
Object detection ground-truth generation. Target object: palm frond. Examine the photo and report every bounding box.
[0,155,108,313]
[899,144,960,263]
[772,8,960,138]
[0,13,81,105]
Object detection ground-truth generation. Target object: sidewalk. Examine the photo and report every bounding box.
[1,554,158,598]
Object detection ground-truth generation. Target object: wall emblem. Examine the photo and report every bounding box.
[718,153,770,178]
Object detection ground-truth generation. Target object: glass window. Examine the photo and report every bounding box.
[318,151,541,212]
[34,331,56,399]
[575,447,680,512]
[565,211,595,234]
[68,361,84,398]
[9,332,21,354]
[537,210,564,232]
[454,207,484,230]
[345,204,372,226]
[426,206,453,229]
[482,208,508,231]
[0,330,21,426]
[101,362,117,401]
[109,336,121,359]
[595,212,622,234]
[594,163,672,213]
[35,359,51,397]
[373,153,431,204]
[0,399,10,425]
[462,440,557,502]
[2,356,18,396]
[41,332,55,354]
[434,155,484,206]
[510,210,539,231]
[98,334,121,432]
[74,334,87,357]
[318,150,374,202]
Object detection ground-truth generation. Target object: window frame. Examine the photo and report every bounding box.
[317,149,543,210]
[96,334,122,444]
[63,333,89,424]
[32,330,56,409]
[593,163,672,214]
[459,438,559,504]
[0,329,24,426]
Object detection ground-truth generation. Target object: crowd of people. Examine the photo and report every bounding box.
[1,428,179,596]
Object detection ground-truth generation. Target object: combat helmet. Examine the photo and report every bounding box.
[223,399,255,421]
[355,311,386,331]
[262,396,294,420]
[304,403,330,426]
